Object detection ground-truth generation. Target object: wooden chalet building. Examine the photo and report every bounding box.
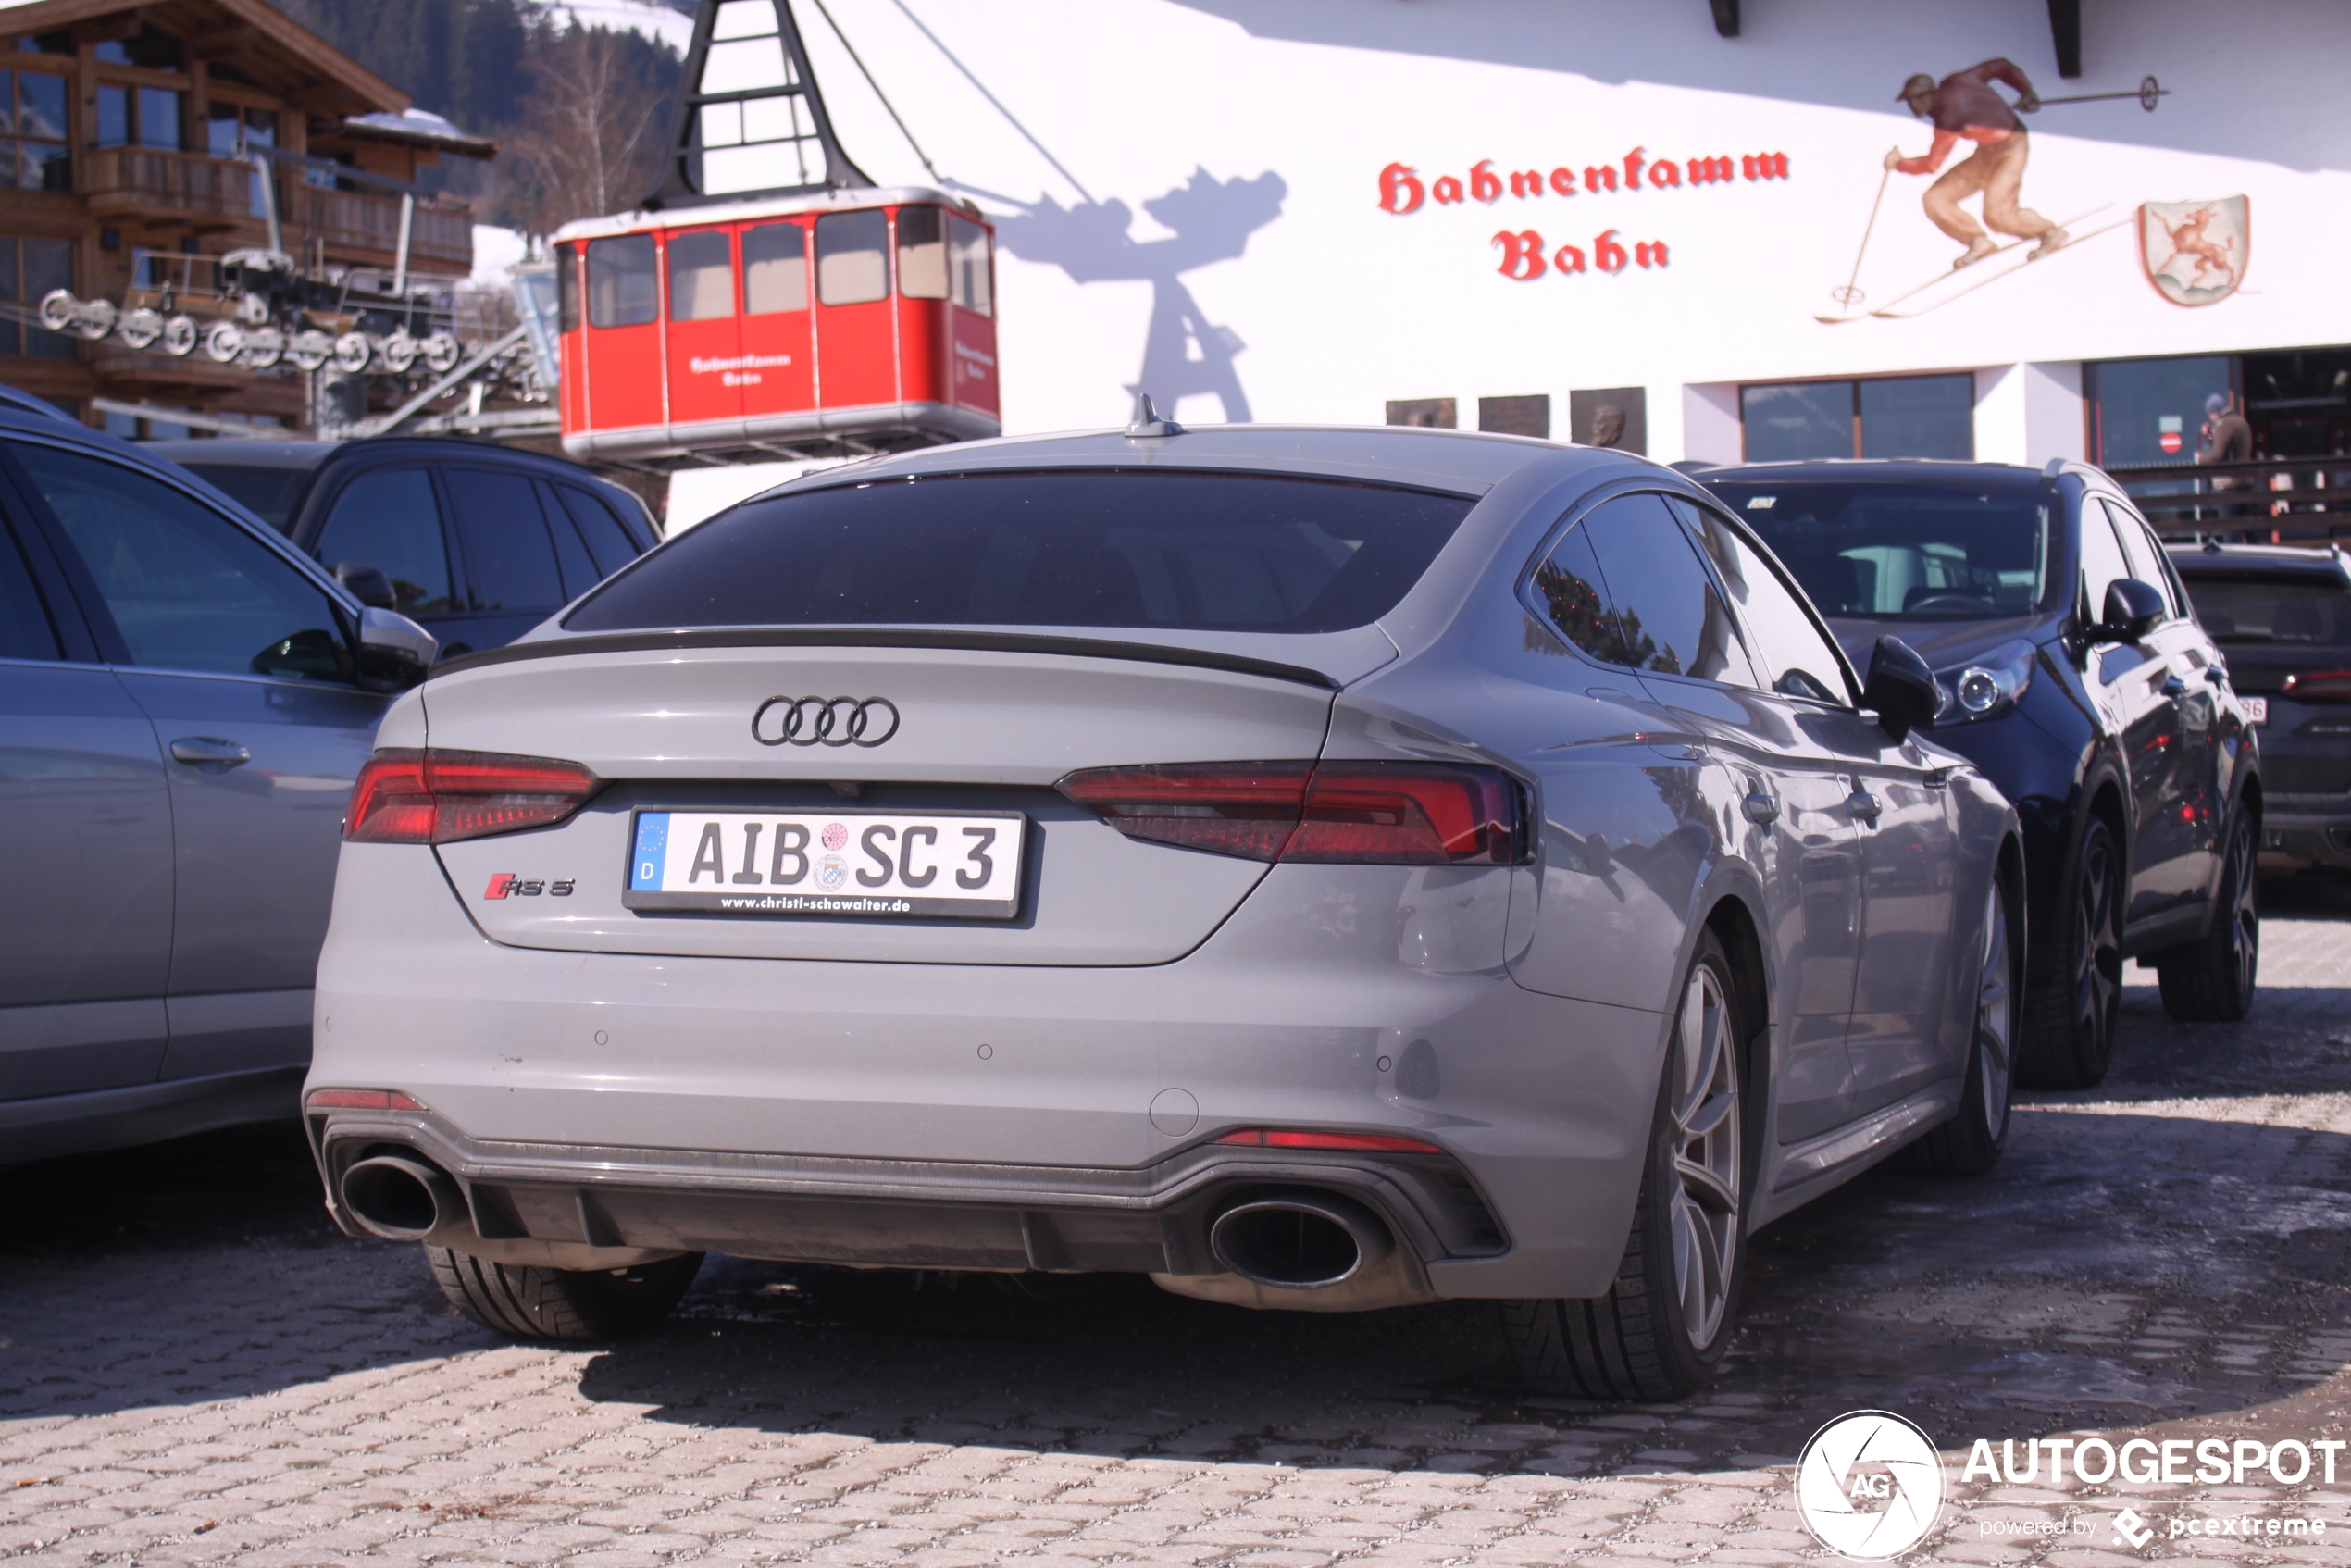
[0,0,491,430]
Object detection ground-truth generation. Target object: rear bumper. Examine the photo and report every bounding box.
[307,846,1671,1302]
[2258,796,2351,868]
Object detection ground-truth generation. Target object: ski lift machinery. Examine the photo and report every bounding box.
[554,0,1000,467]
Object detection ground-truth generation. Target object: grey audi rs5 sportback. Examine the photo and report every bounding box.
[306,417,2022,1398]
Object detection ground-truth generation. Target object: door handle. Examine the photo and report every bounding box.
[169,736,250,768]
[1742,790,1780,825]
[1844,789,1882,824]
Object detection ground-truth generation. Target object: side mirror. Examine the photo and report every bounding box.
[331,561,398,610]
[2099,579,2166,644]
[357,605,438,691]
[1861,635,1937,742]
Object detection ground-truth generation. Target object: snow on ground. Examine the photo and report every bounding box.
[471,224,529,283]
[529,0,694,52]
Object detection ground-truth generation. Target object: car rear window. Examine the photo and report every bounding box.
[1702,480,2051,619]
[565,470,1474,635]
[2178,575,2351,645]
[181,462,311,533]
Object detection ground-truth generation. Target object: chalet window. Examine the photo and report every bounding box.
[0,236,77,358]
[0,70,67,191]
[95,84,183,152]
[205,105,274,217]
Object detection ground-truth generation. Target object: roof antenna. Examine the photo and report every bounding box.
[1126,392,1184,438]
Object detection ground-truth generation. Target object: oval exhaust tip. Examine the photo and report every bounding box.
[1208,1193,1394,1288]
[341,1154,456,1242]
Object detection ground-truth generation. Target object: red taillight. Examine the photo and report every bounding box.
[344,749,601,844]
[2283,670,2351,702]
[1057,760,1520,865]
[1216,1127,1447,1153]
[305,1089,421,1111]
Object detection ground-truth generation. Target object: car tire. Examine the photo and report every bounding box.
[1499,929,1748,1400]
[1902,871,2019,1176]
[2017,816,2122,1089]
[2155,810,2258,1023]
[426,1247,703,1340]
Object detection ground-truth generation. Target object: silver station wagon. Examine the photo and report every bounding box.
[305,417,2021,1397]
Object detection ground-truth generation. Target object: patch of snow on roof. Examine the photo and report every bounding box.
[347,107,491,146]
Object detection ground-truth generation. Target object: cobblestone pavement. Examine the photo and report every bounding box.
[7,877,2351,1565]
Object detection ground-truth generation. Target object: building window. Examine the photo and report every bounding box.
[1740,374,1974,461]
[0,69,68,191]
[0,236,77,357]
[94,26,186,72]
[2085,355,2233,468]
[96,83,184,151]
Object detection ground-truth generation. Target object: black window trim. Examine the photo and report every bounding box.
[0,462,100,663]
[0,430,367,677]
[442,462,569,616]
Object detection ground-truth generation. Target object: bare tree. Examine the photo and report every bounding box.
[494,24,670,243]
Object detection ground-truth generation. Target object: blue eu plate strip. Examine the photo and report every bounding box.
[630,814,669,890]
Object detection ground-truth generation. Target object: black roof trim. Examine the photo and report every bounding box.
[427,628,1344,690]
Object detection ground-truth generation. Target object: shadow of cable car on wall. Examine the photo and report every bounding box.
[993,167,1287,423]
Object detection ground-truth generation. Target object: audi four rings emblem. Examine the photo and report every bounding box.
[751,695,901,748]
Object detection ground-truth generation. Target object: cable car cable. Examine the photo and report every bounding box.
[884,0,1095,203]
[807,0,943,186]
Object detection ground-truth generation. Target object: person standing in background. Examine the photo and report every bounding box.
[2199,391,2252,466]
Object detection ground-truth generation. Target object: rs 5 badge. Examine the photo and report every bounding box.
[484,874,575,899]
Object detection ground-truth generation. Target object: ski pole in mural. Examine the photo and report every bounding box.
[993,168,1287,423]
[1817,64,2170,325]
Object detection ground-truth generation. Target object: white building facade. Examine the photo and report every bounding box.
[774,0,2348,477]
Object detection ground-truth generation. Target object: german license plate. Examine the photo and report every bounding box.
[2242,696,2269,725]
[624,810,1026,918]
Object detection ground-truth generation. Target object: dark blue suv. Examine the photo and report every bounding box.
[1702,459,2262,1088]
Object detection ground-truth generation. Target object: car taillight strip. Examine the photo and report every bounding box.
[344,748,602,845]
[1216,1127,1447,1153]
[1057,759,1521,865]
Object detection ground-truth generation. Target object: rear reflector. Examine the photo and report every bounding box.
[1216,1127,1447,1154]
[345,749,601,844]
[305,1089,422,1111]
[1058,759,1521,865]
[2283,669,2351,702]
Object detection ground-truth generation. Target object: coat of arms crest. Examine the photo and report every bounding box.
[2138,197,2249,306]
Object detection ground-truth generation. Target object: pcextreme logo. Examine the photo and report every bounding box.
[1795,1411,1945,1559]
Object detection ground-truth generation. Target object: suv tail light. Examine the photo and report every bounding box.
[345,749,601,844]
[1058,760,1523,865]
[2283,670,2351,702]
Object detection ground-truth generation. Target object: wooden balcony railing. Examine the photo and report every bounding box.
[82,147,472,270]
[2109,457,2351,542]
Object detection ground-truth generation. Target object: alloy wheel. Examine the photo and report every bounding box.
[1976,882,2014,1138]
[1669,964,1741,1348]
[2223,817,2258,1000]
[2071,832,2122,1064]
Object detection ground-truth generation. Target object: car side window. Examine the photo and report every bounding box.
[2078,498,2133,623]
[312,467,454,616]
[444,468,565,612]
[1671,496,1852,705]
[556,484,640,576]
[536,479,602,601]
[1576,492,1753,684]
[0,515,60,660]
[2103,498,2181,619]
[12,441,351,682]
[1530,519,1631,664]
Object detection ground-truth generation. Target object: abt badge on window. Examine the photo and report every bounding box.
[483,875,576,899]
[624,809,1025,919]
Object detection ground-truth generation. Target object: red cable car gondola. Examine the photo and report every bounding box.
[554,0,999,467]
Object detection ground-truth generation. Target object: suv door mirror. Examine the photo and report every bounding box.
[356,604,439,690]
[330,560,398,610]
[1861,635,1937,742]
[2099,578,2166,644]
